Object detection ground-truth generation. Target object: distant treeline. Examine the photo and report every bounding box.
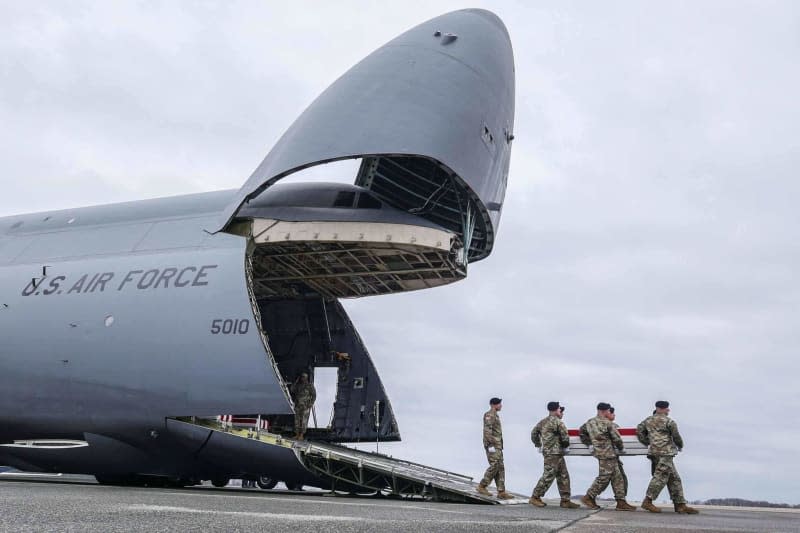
[694,498,800,509]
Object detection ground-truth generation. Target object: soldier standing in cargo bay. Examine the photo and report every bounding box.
[529,401,580,508]
[477,397,513,499]
[637,401,699,514]
[291,372,316,441]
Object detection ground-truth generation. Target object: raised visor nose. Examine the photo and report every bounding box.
[217,9,515,265]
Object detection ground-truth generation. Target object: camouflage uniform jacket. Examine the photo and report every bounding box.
[483,409,503,450]
[292,382,316,408]
[531,415,570,455]
[579,416,624,459]
[636,414,683,456]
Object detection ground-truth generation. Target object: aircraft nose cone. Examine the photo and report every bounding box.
[389,9,515,103]
[218,9,516,260]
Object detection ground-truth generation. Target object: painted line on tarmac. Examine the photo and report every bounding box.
[693,505,800,514]
[123,504,364,522]
[157,489,474,515]
[123,506,568,528]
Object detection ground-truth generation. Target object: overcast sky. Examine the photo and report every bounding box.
[2,2,799,504]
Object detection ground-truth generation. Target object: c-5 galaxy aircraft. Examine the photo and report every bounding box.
[0,9,515,500]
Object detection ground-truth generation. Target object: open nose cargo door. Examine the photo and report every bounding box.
[215,9,515,267]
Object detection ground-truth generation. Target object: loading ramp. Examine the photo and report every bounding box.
[296,439,527,504]
[184,418,527,504]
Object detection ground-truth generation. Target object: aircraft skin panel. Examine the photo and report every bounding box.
[0,235,292,439]
[13,222,154,264]
[215,9,515,249]
[166,419,316,484]
[9,216,224,265]
[0,190,236,237]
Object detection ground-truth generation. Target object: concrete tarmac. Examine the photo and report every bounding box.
[0,475,798,533]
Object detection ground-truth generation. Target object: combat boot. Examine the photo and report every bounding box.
[528,496,546,507]
[641,497,661,513]
[674,503,700,514]
[476,484,492,497]
[560,499,580,509]
[615,499,637,511]
[580,494,600,510]
[497,491,515,500]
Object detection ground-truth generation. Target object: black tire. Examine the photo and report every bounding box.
[211,477,230,488]
[285,481,303,491]
[257,476,278,490]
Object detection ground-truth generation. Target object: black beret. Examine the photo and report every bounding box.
[547,401,561,411]
[490,397,502,405]
[596,402,612,411]
[655,400,670,409]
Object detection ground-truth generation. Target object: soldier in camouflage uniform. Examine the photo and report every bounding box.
[637,401,699,514]
[579,402,635,510]
[477,397,513,499]
[529,402,580,508]
[291,372,316,440]
[645,408,678,502]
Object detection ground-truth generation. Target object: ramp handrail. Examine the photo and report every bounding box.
[297,441,474,482]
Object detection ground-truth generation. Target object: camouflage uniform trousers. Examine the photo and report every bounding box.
[294,404,312,434]
[648,455,679,501]
[480,448,506,491]
[646,456,686,504]
[610,458,628,500]
[586,458,618,499]
[532,455,571,499]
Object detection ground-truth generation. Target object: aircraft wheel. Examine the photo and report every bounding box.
[211,477,230,488]
[257,476,278,490]
[285,481,303,491]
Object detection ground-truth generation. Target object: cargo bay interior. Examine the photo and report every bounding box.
[253,296,399,442]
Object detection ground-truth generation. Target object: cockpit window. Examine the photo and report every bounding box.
[356,193,382,209]
[332,191,356,208]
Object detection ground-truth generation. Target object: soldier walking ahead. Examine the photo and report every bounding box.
[637,401,699,514]
[477,397,513,499]
[645,409,680,503]
[579,402,635,510]
[529,402,580,508]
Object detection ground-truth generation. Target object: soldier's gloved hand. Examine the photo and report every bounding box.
[587,445,594,454]
[562,446,570,453]
[487,446,495,453]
